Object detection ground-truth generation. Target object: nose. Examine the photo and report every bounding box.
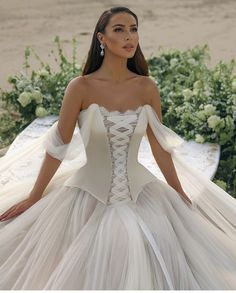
[125,31,132,40]
[122,30,132,40]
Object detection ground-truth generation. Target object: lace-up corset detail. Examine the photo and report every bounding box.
[99,106,142,205]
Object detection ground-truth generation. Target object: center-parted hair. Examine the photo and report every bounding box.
[81,6,149,76]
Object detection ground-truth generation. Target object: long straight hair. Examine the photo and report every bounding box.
[81,6,149,76]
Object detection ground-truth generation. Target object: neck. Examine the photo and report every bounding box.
[98,51,131,83]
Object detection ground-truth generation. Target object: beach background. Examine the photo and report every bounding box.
[0,0,235,137]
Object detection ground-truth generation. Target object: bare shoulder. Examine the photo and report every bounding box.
[141,76,162,122]
[65,76,87,100]
[140,76,160,101]
[56,76,86,144]
[60,76,86,114]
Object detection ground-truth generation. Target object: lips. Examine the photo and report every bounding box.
[123,44,134,48]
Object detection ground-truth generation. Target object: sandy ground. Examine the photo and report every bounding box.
[0,0,236,92]
[0,0,235,136]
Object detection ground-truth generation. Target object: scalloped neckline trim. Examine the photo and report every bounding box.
[80,103,144,115]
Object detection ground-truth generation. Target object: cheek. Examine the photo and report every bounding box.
[108,34,123,46]
[106,32,139,50]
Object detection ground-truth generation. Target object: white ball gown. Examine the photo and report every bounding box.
[0,103,235,290]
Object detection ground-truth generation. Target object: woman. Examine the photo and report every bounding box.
[0,6,235,290]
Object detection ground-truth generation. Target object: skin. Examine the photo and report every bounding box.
[0,12,192,222]
[81,12,144,111]
[96,12,139,83]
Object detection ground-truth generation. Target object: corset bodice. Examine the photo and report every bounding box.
[98,106,143,205]
[66,103,157,205]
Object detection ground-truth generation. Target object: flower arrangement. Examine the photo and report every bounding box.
[0,36,81,147]
[148,44,235,196]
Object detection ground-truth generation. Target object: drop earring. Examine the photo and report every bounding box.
[100,43,105,56]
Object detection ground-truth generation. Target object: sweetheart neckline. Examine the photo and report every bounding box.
[80,103,148,115]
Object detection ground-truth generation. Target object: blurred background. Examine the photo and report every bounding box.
[0,0,235,91]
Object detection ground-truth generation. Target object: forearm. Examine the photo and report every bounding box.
[29,152,62,200]
[153,149,184,193]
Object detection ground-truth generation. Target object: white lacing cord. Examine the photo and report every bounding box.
[104,115,138,204]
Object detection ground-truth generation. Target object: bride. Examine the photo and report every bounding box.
[0,6,235,290]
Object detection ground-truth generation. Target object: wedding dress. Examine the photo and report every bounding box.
[0,103,235,290]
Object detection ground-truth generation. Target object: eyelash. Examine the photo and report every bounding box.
[114,27,138,32]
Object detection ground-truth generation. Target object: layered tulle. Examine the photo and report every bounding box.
[0,178,236,289]
[0,103,236,289]
[145,104,236,241]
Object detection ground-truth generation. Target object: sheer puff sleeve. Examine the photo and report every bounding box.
[42,120,84,162]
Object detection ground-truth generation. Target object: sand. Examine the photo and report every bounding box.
[0,0,236,93]
[0,0,235,153]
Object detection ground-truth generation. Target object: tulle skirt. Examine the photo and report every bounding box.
[0,176,236,290]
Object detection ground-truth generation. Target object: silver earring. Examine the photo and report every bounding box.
[100,43,105,56]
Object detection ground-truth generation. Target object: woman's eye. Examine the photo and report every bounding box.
[114,27,138,32]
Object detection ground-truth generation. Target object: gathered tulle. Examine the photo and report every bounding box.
[0,179,236,289]
[144,105,236,240]
[0,103,236,289]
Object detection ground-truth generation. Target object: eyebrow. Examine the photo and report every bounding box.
[112,24,137,27]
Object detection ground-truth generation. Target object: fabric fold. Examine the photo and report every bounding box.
[43,120,85,162]
[144,104,236,240]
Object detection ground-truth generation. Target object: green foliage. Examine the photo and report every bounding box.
[148,44,236,196]
[0,36,82,148]
[0,40,235,196]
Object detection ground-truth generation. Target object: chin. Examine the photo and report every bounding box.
[112,49,135,58]
[121,52,135,58]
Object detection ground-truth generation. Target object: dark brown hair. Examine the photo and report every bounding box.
[81,6,149,76]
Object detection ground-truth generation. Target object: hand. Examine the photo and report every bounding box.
[0,196,39,222]
[177,190,192,206]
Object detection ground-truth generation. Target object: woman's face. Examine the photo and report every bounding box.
[97,12,139,58]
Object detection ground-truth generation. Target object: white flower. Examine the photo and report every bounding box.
[203,104,216,116]
[195,134,205,143]
[31,90,43,104]
[7,75,16,83]
[193,88,199,96]
[17,80,28,89]
[170,58,178,67]
[187,58,197,65]
[196,110,206,120]
[232,106,236,121]
[17,92,32,107]
[175,106,183,115]
[224,115,234,128]
[75,63,80,70]
[232,94,236,105]
[232,80,236,93]
[207,115,221,129]
[213,71,220,80]
[182,88,193,100]
[193,80,202,90]
[38,69,49,78]
[35,106,48,118]
[204,90,211,98]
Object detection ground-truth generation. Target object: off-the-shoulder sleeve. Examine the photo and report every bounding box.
[145,104,236,239]
[43,121,84,161]
[145,104,184,153]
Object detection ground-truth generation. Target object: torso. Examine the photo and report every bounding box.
[80,71,151,113]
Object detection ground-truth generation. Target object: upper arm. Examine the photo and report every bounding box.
[144,77,165,152]
[145,77,162,123]
[57,76,86,144]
